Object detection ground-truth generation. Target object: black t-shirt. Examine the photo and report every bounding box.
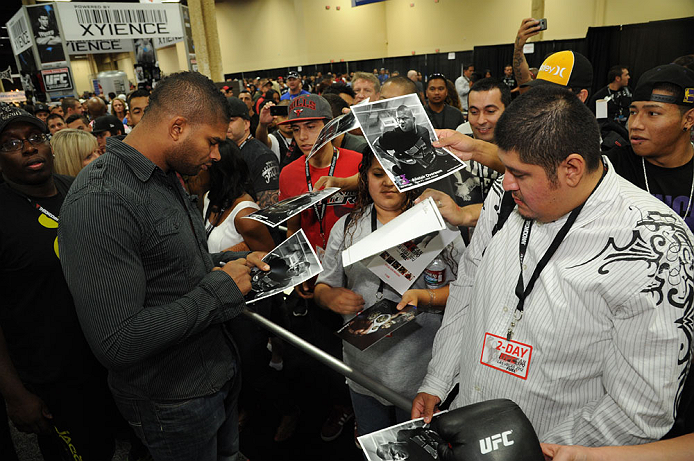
[503,76,517,90]
[240,137,280,194]
[607,145,694,232]
[0,175,96,384]
[424,104,465,130]
[590,86,632,124]
[379,125,432,153]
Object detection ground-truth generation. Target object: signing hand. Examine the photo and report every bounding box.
[415,188,464,226]
[411,392,441,424]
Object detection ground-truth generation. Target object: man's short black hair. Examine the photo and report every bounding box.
[382,76,417,95]
[495,85,601,182]
[674,54,694,71]
[65,114,88,125]
[322,83,356,99]
[470,78,512,109]
[61,97,79,115]
[145,72,230,125]
[108,92,116,100]
[126,89,150,109]
[46,113,64,124]
[464,64,474,71]
[607,65,627,83]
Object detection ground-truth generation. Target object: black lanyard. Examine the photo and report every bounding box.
[507,164,607,340]
[371,208,385,299]
[6,185,60,222]
[305,147,338,244]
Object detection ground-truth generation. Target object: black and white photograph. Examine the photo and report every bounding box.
[307,110,358,160]
[245,229,323,304]
[27,4,66,65]
[243,187,340,227]
[358,413,448,460]
[336,299,419,351]
[351,94,465,192]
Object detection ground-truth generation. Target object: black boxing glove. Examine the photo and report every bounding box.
[428,399,543,461]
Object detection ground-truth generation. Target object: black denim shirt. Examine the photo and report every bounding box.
[59,137,246,400]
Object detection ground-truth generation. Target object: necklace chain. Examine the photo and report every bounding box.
[641,143,694,218]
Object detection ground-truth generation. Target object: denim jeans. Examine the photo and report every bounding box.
[113,371,240,461]
[350,389,411,437]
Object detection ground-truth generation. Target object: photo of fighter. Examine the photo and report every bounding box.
[336,299,419,351]
[244,187,340,227]
[351,94,465,192]
[27,4,66,64]
[245,229,323,304]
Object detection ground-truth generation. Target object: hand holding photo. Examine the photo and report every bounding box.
[336,299,420,351]
[245,229,323,304]
[243,187,341,227]
[358,412,448,460]
[351,94,465,192]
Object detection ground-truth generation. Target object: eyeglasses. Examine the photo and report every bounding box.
[427,73,447,82]
[0,133,49,152]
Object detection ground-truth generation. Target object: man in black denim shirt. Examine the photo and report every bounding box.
[59,72,269,461]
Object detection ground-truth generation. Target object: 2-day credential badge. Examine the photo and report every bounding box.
[480,332,533,380]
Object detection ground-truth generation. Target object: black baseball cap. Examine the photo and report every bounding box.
[287,71,300,80]
[227,97,250,120]
[92,115,123,135]
[0,103,47,135]
[34,103,50,114]
[633,64,694,107]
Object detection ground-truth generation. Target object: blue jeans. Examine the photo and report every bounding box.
[350,389,411,437]
[113,373,240,461]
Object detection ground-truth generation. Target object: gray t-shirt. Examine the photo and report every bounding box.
[316,205,465,405]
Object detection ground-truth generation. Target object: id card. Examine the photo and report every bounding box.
[479,333,532,380]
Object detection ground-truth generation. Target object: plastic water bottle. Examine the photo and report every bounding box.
[424,257,446,289]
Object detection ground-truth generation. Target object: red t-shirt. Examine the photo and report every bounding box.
[279,148,362,250]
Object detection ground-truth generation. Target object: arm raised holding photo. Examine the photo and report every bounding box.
[434,129,505,173]
[415,188,482,227]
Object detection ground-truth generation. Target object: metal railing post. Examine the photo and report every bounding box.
[242,309,412,412]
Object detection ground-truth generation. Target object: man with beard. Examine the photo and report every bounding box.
[58,72,269,461]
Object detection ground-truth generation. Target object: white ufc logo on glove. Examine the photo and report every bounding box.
[479,430,514,454]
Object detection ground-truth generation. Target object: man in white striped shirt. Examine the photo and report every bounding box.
[413,85,694,446]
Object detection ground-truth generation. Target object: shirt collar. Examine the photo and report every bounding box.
[106,136,161,183]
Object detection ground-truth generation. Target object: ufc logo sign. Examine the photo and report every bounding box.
[45,74,68,87]
[479,430,514,454]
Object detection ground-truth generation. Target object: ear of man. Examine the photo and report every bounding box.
[169,116,188,142]
[559,153,588,188]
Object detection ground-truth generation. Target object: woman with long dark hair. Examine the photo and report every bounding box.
[204,139,274,252]
[314,148,464,437]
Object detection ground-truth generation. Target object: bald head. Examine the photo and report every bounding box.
[87,97,106,119]
[407,70,418,82]
[380,77,417,100]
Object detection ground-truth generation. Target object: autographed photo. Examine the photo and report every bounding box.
[336,299,419,351]
[245,229,323,304]
[358,414,448,461]
[244,187,340,227]
[307,111,358,160]
[351,94,465,192]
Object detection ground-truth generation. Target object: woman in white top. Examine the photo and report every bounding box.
[204,139,274,253]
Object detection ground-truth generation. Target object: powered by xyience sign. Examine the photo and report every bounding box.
[55,3,184,41]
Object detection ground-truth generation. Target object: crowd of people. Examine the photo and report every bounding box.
[1,16,694,461]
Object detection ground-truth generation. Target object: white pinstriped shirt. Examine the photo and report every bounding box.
[419,158,694,446]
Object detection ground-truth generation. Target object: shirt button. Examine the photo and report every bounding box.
[503,306,508,313]
[474,385,481,392]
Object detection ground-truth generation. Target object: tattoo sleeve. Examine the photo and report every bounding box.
[257,189,279,208]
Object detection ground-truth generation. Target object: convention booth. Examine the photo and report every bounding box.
[5,2,197,102]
